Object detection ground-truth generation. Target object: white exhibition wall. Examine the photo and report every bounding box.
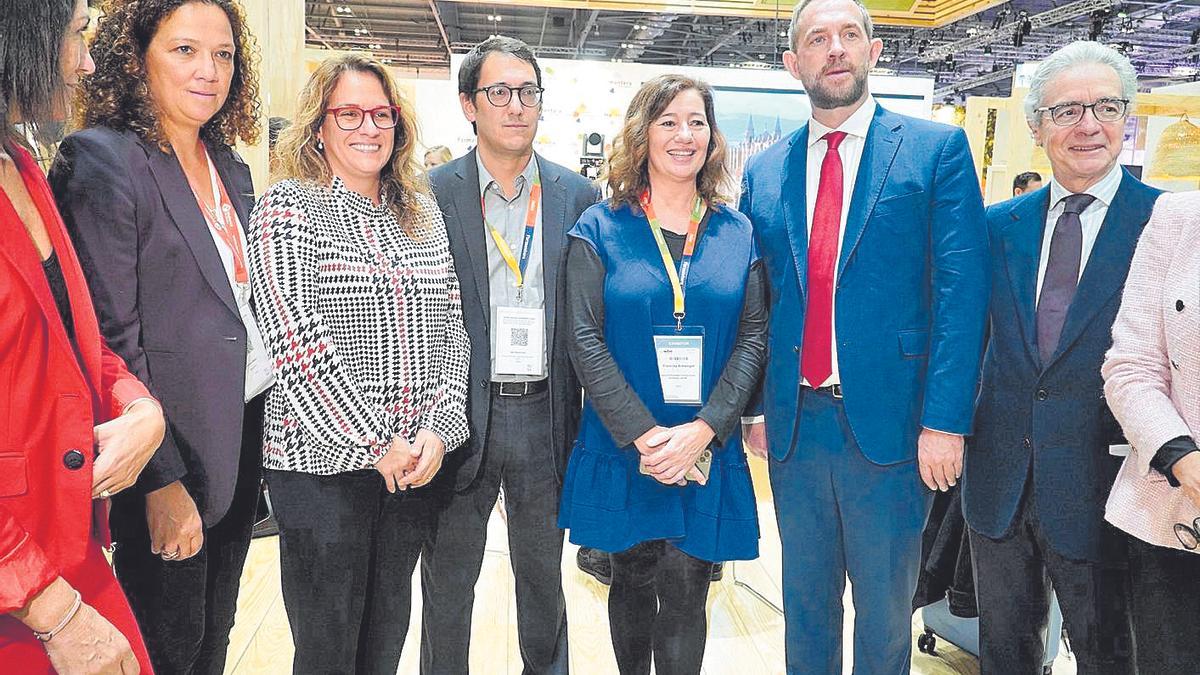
[405,57,934,175]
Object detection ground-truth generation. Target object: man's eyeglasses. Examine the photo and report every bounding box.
[1034,98,1129,126]
[471,84,543,108]
[1174,517,1200,550]
[325,105,402,131]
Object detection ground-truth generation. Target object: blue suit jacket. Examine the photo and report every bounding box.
[962,172,1162,563]
[740,104,990,465]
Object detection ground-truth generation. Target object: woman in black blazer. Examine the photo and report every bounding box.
[48,1,269,673]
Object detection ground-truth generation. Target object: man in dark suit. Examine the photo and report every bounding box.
[962,41,1162,674]
[738,0,990,671]
[421,36,600,675]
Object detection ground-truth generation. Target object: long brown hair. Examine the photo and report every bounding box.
[76,0,261,150]
[604,74,731,210]
[272,54,427,231]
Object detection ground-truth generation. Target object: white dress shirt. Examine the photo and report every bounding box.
[200,153,274,401]
[1036,162,1124,304]
[803,95,877,387]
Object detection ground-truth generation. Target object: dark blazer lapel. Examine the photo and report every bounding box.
[210,146,255,232]
[1001,188,1050,364]
[1050,171,1158,365]
[536,154,566,343]
[838,106,900,276]
[140,138,239,317]
[451,150,491,316]
[781,125,810,299]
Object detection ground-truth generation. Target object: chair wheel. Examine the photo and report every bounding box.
[917,630,937,655]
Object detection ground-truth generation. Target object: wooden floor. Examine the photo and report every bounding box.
[223,457,1078,674]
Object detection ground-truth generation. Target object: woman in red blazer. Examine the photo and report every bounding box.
[0,1,166,672]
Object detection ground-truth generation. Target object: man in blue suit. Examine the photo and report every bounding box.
[962,41,1160,674]
[738,0,989,671]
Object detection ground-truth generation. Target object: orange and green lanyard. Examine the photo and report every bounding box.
[640,189,707,331]
[483,170,542,303]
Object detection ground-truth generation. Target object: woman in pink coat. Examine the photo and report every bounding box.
[1102,190,1200,675]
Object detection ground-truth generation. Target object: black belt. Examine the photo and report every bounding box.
[806,383,843,399]
[490,379,549,397]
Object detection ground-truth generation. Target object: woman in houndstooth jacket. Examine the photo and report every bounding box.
[1102,190,1200,675]
[247,54,469,674]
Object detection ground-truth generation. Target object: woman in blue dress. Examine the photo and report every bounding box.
[559,74,767,674]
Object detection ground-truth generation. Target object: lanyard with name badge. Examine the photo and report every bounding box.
[197,150,248,286]
[486,168,546,377]
[642,190,708,405]
[483,170,541,303]
[193,150,274,400]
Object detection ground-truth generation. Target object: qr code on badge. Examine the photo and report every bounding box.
[511,327,530,347]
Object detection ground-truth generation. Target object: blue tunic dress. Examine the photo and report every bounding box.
[558,201,760,563]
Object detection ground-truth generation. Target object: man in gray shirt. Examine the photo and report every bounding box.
[421,36,600,674]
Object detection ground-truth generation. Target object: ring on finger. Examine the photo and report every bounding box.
[161,550,179,560]
[98,489,112,499]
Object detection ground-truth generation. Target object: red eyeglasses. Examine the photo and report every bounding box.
[325,105,402,131]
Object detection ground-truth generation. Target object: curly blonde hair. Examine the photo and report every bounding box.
[605,74,731,210]
[76,0,261,150]
[272,54,428,231]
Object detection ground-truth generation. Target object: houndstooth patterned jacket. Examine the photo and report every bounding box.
[247,177,470,474]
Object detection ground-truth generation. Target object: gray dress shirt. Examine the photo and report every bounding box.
[477,153,547,382]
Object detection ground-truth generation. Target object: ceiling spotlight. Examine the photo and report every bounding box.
[758,53,766,59]
[335,5,352,15]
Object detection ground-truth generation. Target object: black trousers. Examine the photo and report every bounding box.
[420,389,568,675]
[609,540,713,675]
[969,494,1134,675]
[1126,535,1200,675]
[112,395,264,675]
[266,467,433,675]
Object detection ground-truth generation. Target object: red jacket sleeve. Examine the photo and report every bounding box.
[99,336,154,421]
[0,529,58,614]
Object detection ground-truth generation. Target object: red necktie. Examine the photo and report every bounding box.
[802,131,847,387]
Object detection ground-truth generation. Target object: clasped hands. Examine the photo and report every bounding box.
[374,429,446,493]
[634,420,714,486]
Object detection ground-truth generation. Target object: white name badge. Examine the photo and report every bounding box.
[495,306,545,376]
[652,326,704,405]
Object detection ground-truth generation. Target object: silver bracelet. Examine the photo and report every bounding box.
[32,590,82,643]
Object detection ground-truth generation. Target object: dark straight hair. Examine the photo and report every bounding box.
[1013,170,1043,192]
[457,35,541,97]
[0,0,76,148]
